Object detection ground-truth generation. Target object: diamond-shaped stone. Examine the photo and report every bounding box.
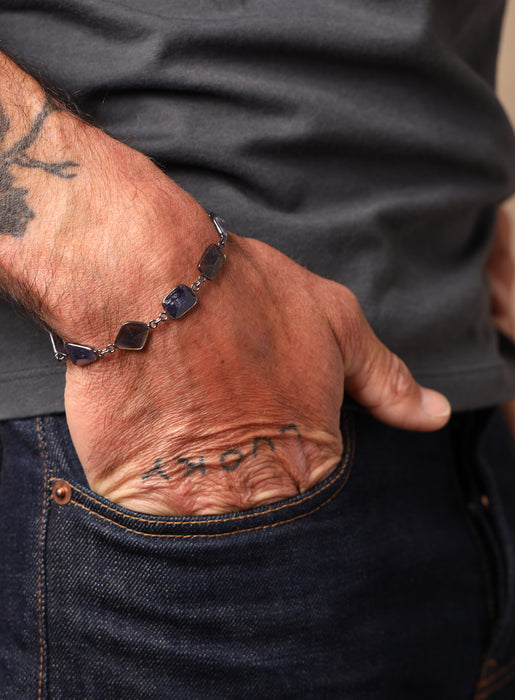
[115,322,149,350]
[65,343,98,366]
[162,284,197,319]
[198,243,226,280]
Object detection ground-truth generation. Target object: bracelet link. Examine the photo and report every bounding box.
[96,344,117,357]
[147,312,168,330]
[191,275,207,293]
[48,212,229,366]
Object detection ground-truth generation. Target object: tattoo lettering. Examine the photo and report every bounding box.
[141,425,304,481]
[252,436,275,457]
[0,99,79,237]
[178,456,206,477]
[280,423,301,439]
[220,449,245,472]
[142,458,169,481]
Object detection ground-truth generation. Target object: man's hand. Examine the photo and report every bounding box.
[0,52,451,515]
[62,224,451,516]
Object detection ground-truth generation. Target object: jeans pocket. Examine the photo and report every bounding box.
[42,411,355,536]
[4,409,501,699]
[32,411,355,699]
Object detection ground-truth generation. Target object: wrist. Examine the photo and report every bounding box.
[50,212,228,366]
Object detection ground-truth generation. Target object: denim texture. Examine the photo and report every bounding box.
[1,408,515,699]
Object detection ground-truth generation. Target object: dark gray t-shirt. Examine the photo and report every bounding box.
[1,0,515,419]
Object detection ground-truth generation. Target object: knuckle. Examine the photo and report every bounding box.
[340,287,363,321]
[385,353,415,404]
[338,289,368,348]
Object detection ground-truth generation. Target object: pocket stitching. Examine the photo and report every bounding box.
[36,416,52,700]
[61,459,353,539]
[475,660,515,700]
[52,412,355,536]
[478,655,515,688]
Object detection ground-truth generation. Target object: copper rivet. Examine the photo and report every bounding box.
[52,479,72,505]
[480,494,490,509]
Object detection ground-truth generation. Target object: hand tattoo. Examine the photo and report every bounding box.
[177,456,206,477]
[141,424,303,481]
[252,436,275,457]
[280,424,302,439]
[0,99,79,237]
[141,458,169,481]
[220,449,244,472]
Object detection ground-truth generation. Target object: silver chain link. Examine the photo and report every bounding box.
[95,343,117,357]
[147,311,169,330]
[190,274,207,292]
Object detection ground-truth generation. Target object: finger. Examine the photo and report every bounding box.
[334,290,451,432]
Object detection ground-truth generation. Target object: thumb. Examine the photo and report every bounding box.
[335,291,451,432]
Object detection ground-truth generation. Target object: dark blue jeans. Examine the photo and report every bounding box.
[1,408,515,699]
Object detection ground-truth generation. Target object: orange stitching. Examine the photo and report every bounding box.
[478,656,515,688]
[36,417,50,700]
[475,664,515,700]
[63,418,355,540]
[478,659,499,686]
[67,463,351,538]
[60,461,346,525]
[52,412,353,528]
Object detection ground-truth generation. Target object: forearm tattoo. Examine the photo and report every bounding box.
[0,98,78,237]
[141,424,303,482]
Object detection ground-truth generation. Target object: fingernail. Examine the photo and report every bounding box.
[421,389,451,418]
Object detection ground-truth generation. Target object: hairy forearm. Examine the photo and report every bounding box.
[0,51,102,324]
[0,52,69,311]
[0,50,213,343]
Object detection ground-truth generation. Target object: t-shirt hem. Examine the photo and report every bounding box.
[0,367,65,421]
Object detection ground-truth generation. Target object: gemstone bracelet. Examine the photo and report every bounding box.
[49,212,228,366]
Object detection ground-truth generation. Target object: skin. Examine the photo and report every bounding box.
[0,53,452,516]
[487,208,515,437]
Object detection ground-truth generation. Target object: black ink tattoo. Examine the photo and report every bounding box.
[280,424,302,439]
[220,449,245,472]
[178,456,206,477]
[180,424,301,478]
[0,99,79,237]
[142,458,169,481]
[252,436,275,457]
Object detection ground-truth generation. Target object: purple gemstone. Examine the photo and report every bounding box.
[198,243,226,280]
[162,284,197,319]
[65,343,98,366]
[115,322,149,350]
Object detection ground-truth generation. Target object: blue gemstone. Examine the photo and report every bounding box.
[162,284,197,319]
[65,343,98,366]
[115,322,149,350]
[198,243,226,280]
